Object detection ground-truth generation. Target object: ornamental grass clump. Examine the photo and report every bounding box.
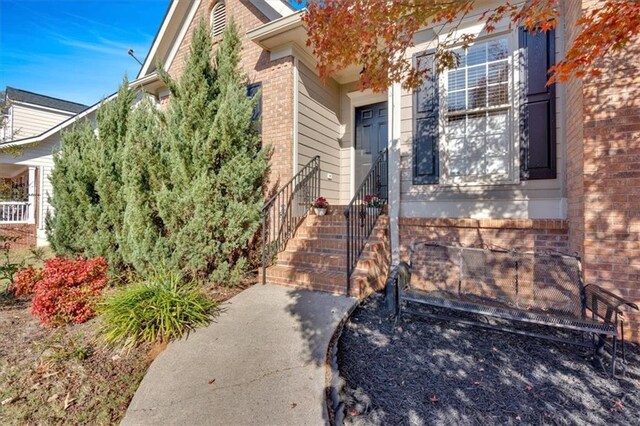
[100,269,217,349]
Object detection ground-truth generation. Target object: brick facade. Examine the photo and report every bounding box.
[564,0,640,342]
[398,218,569,261]
[165,0,295,189]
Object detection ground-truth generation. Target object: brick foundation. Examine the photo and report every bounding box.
[0,224,36,250]
[399,218,569,262]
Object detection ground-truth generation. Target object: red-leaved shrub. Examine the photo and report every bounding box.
[14,257,108,327]
[11,266,42,297]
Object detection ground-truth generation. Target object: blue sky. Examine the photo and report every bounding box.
[0,1,307,106]
[0,0,171,105]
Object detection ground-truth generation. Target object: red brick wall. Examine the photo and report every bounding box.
[565,0,640,341]
[0,224,36,249]
[399,218,569,262]
[564,0,585,263]
[166,0,295,189]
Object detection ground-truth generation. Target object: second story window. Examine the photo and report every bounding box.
[210,1,226,38]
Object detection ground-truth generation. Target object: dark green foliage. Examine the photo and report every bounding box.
[47,83,136,277]
[91,83,137,273]
[46,120,100,255]
[120,96,166,274]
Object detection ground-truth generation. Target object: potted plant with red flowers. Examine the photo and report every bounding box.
[311,196,329,216]
[363,194,383,216]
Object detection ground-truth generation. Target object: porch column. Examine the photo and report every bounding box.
[27,166,36,224]
[388,82,402,265]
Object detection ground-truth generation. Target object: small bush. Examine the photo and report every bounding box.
[11,266,42,297]
[13,257,108,326]
[100,270,217,349]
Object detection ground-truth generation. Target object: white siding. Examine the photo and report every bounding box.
[0,109,96,245]
[10,103,74,139]
[296,62,342,204]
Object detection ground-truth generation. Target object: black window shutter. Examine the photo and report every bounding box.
[519,27,556,180]
[413,51,439,184]
[247,82,262,133]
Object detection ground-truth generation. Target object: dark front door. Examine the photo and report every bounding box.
[355,102,388,196]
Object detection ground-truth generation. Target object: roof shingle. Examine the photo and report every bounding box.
[5,87,89,114]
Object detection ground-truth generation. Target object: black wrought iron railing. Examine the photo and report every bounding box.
[261,156,321,284]
[344,148,388,293]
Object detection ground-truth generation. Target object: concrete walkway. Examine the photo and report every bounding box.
[121,284,356,426]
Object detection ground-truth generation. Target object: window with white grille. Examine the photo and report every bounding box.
[210,1,226,38]
[443,35,514,183]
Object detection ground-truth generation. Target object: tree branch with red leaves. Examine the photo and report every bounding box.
[303,0,640,91]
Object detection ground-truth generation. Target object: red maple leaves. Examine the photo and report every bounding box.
[303,0,640,90]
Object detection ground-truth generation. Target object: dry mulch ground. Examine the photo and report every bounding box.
[337,293,640,426]
[0,275,250,425]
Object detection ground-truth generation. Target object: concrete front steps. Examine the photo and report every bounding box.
[260,207,391,298]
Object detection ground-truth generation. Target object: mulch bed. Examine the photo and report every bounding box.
[337,293,640,425]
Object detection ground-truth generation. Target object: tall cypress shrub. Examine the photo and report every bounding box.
[47,82,135,270]
[156,19,268,283]
[46,121,100,255]
[48,19,267,285]
[120,96,167,275]
[92,83,136,273]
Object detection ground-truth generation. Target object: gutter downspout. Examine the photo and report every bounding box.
[293,57,299,176]
[388,82,402,265]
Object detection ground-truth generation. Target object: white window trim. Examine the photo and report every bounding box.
[438,29,521,187]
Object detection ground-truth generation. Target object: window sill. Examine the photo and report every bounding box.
[436,177,520,187]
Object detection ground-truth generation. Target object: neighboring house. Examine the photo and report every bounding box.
[1,87,88,142]
[0,88,88,247]
[0,81,158,247]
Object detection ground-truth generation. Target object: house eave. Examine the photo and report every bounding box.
[247,10,362,85]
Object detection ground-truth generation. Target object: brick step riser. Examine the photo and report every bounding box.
[294,230,387,240]
[277,248,387,270]
[264,267,343,286]
[300,219,389,229]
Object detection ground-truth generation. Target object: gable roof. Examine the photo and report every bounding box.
[0,72,160,149]
[5,87,89,114]
[137,0,296,79]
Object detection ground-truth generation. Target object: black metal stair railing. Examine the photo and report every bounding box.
[344,148,388,293]
[261,156,320,284]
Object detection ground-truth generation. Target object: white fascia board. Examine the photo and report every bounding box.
[262,0,296,18]
[247,10,304,41]
[137,0,181,79]
[164,0,202,74]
